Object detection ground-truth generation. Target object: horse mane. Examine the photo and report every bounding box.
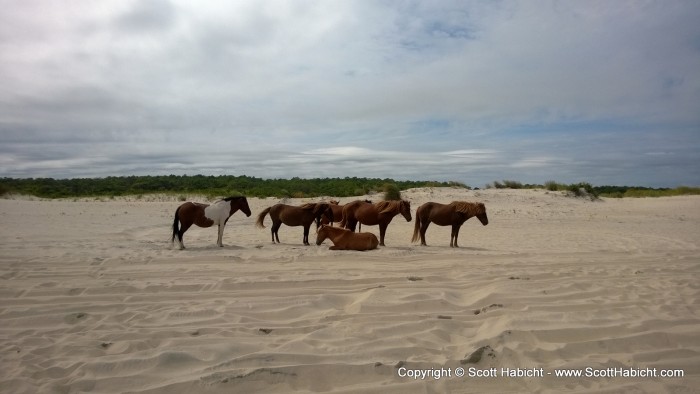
[375,200,403,214]
[451,201,485,216]
[299,203,316,210]
[223,196,245,202]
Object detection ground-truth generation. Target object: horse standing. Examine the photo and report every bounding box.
[316,224,378,251]
[320,199,372,226]
[171,196,252,249]
[411,201,488,247]
[320,200,343,226]
[256,203,334,245]
[340,200,412,246]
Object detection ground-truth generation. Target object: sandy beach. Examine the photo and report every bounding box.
[1,187,698,393]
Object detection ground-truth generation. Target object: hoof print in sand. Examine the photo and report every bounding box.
[460,345,496,364]
[64,312,88,324]
[474,303,503,315]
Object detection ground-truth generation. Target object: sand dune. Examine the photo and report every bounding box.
[1,188,698,393]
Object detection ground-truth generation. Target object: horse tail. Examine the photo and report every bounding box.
[411,210,421,243]
[256,207,271,228]
[172,206,181,243]
[338,206,347,228]
[339,212,348,229]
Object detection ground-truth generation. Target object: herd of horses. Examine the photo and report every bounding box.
[171,196,488,251]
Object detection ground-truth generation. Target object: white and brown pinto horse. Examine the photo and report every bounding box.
[172,196,251,249]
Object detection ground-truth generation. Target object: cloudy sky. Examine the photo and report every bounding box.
[2,1,699,187]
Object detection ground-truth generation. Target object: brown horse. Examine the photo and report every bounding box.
[256,203,334,245]
[316,224,379,251]
[172,196,251,249]
[411,201,488,247]
[320,200,343,226]
[320,199,373,226]
[340,200,412,246]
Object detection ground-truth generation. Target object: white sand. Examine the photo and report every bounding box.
[1,188,698,393]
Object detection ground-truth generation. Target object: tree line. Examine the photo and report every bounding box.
[0,175,467,199]
[2,175,696,199]
[486,179,700,198]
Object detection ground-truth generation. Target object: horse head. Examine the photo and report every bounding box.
[313,203,334,228]
[316,224,329,245]
[400,200,412,222]
[226,196,251,217]
[476,203,488,225]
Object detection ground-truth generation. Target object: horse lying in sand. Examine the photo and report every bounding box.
[316,224,378,251]
[411,201,488,247]
[172,196,251,249]
[256,203,334,245]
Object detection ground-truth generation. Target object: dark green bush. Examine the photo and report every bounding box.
[383,183,402,200]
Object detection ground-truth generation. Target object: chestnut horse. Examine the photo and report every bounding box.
[316,224,378,251]
[320,199,372,226]
[256,203,334,245]
[172,196,251,249]
[320,200,343,226]
[411,201,488,247]
[340,200,412,246]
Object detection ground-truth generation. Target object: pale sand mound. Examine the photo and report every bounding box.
[0,188,698,393]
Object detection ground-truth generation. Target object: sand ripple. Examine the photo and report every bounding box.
[1,190,698,393]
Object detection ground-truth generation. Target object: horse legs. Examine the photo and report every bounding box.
[271,221,282,243]
[346,218,358,232]
[216,224,225,247]
[450,224,462,248]
[420,220,430,246]
[303,225,310,245]
[177,222,192,250]
[379,223,388,246]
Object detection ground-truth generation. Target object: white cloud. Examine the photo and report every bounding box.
[0,0,698,187]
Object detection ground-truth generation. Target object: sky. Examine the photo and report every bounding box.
[1,0,699,188]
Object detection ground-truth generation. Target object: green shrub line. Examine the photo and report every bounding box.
[486,180,700,198]
[0,176,467,199]
[1,176,697,199]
